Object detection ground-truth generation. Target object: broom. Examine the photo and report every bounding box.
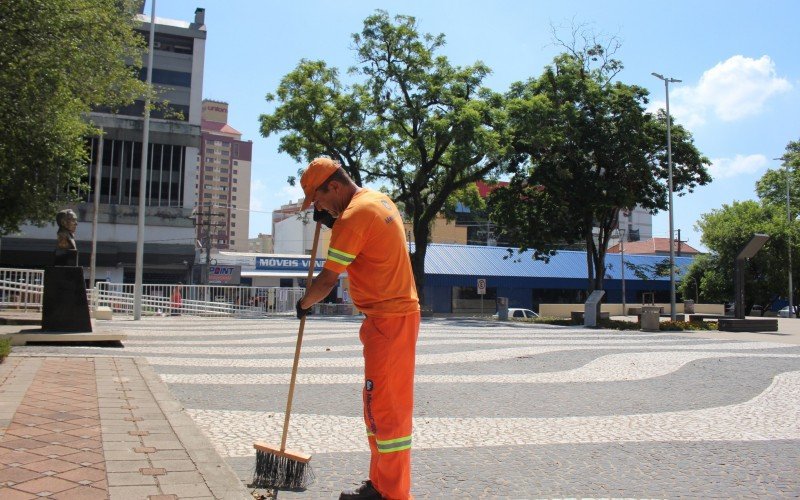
[252,221,321,489]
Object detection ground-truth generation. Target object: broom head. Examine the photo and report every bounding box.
[252,442,314,490]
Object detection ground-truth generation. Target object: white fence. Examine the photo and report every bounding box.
[94,282,306,318]
[0,268,44,311]
[0,267,314,318]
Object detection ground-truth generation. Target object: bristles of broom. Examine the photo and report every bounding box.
[251,449,314,490]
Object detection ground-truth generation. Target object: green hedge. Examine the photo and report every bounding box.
[0,337,10,361]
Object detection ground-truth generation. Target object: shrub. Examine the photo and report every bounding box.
[0,337,11,361]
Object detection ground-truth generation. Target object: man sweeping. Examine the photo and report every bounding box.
[296,157,420,500]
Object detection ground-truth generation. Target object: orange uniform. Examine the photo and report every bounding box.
[324,189,420,499]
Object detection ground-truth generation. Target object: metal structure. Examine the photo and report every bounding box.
[734,234,770,319]
[652,72,682,321]
[134,0,157,320]
[0,267,339,318]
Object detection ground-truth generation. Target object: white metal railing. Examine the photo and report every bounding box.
[94,282,306,318]
[0,267,357,318]
[0,268,44,311]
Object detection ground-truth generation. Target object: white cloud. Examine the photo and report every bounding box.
[708,154,768,180]
[649,55,792,127]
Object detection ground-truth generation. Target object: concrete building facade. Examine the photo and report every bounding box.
[0,9,207,285]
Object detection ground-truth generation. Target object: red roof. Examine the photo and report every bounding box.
[608,237,701,255]
[475,180,508,198]
[201,120,242,137]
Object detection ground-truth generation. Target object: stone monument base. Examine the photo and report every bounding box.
[42,266,92,332]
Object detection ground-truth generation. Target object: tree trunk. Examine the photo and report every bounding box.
[410,222,431,309]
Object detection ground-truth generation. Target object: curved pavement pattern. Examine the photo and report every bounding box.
[15,316,800,498]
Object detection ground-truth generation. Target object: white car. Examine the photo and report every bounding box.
[778,306,797,318]
[494,308,540,320]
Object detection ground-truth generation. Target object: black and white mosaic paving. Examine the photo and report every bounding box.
[15,316,800,498]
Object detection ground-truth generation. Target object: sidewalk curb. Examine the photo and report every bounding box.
[134,357,251,499]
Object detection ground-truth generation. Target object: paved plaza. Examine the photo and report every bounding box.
[6,315,800,498]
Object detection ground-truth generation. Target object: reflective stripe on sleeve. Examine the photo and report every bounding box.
[375,435,412,453]
[328,247,356,266]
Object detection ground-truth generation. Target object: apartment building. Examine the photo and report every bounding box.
[195,100,252,253]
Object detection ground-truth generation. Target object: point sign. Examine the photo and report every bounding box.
[477,278,486,295]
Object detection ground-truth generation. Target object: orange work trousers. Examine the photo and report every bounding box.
[360,311,420,500]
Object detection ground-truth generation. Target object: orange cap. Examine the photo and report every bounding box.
[300,157,339,210]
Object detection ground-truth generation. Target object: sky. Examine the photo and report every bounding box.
[147,0,800,251]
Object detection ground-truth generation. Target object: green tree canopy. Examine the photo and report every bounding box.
[0,0,148,235]
[261,10,513,304]
[689,138,800,312]
[691,200,793,310]
[489,49,711,293]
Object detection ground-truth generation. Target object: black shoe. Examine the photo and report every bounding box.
[339,480,383,499]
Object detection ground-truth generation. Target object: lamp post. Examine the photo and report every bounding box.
[775,156,794,317]
[134,0,156,320]
[652,72,681,321]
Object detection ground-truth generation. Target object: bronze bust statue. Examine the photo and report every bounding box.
[54,209,78,266]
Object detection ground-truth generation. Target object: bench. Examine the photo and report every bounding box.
[689,314,725,324]
[718,318,778,332]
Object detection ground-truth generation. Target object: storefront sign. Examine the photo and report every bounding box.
[255,257,325,271]
[209,265,241,285]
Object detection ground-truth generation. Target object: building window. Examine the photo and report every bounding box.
[220,168,229,173]
[205,166,213,171]
[232,187,237,192]
[233,178,237,183]
[231,222,236,227]
[206,147,214,154]
[233,160,239,166]
[232,214,236,218]
[205,157,214,163]
[204,175,213,180]
[203,193,212,199]
[203,184,213,190]
[230,240,235,245]
[221,150,229,156]
[233,170,238,175]
[231,231,235,236]
[220,176,228,182]
[218,194,227,200]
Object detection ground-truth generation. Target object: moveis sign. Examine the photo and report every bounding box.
[256,257,324,271]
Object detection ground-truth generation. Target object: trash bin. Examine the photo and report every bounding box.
[640,306,661,332]
[684,299,695,314]
[496,297,509,321]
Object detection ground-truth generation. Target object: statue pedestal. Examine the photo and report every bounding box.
[42,266,92,332]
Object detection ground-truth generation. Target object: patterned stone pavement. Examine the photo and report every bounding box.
[11,316,800,498]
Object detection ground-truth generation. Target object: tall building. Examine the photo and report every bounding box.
[196,100,252,252]
[0,9,206,284]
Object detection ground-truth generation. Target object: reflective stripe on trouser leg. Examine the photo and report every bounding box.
[360,311,420,500]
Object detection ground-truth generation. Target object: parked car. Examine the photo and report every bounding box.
[778,306,797,318]
[749,304,764,316]
[493,308,540,320]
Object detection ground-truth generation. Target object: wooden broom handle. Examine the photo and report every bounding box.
[280,221,322,452]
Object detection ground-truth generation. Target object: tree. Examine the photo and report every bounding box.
[352,11,513,304]
[693,200,792,310]
[0,0,148,235]
[261,11,513,304]
[755,138,800,211]
[488,47,711,296]
[259,60,381,187]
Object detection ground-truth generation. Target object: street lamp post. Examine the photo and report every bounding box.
[134,0,156,320]
[774,156,794,317]
[652,72,681,322]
